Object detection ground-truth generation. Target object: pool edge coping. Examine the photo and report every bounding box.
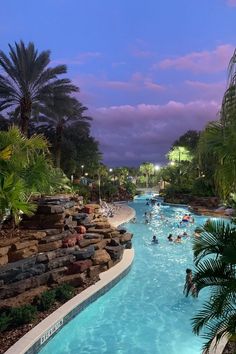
[5,205,136,354]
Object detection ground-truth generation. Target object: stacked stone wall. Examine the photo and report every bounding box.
[0,196,133,303]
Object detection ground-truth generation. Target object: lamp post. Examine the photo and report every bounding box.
[81,165,84,176]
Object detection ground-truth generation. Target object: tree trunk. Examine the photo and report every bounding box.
[20,97,32,137]
[55,124,63,168]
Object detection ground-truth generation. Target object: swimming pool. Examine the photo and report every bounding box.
[39,200,214,354]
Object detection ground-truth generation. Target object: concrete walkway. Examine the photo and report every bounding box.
[108,203,135,228]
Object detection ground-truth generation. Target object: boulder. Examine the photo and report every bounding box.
[119,232,133,244]
[47,255,76,270]
[0,255,8,266]
[0,237,19,248]
[0,257,37,282]
[84,233,103,239]
[110,231,122,238]
[95,222,111,229]
[73,245,95,260]
[36,251,57,263]
[38,240,62,252]
[68,259,92,274]
[118,228,127,234]
[44,229,63,236]
[91,249,111,265]
[87,228,113,238]
[21,230,47,240]
[12,264,47,282]
[0,246,10,257]
[76,225,87,234]
[55,273,86,287]
[8,245,38,262]
[39,232,66,244]
[11,240,38,251]
[48,267,68,283]
[78,238,102,248]
[109,238,120,246]
[105,245,124,260]
[62,236,77,248]
[94,239,109,250]
[88,265,101,279]
[36,205,65,214]
[125,241,132,249]
[108,260,114,269]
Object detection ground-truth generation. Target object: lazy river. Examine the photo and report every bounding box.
[39,199,216,354]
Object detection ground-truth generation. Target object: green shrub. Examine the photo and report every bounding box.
[33,290,56,311]
[55,284,75,303]
[10,305,37,326]
[0,312,12,332]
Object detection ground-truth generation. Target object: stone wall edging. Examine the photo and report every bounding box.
[4,249,134,354]
[5,204,136,354]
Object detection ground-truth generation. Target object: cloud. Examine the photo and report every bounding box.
[75,72,164,92]
[52,51,102,66]
[111,61,126,67]
[156,44,234,73]
[132,49,153,58]
[90,100,220,166]
[227,0,236,6]
[185,80,226,100]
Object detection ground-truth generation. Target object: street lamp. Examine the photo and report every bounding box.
[85,172,88,176]
[155,164,160,171]
[81,165,84,176]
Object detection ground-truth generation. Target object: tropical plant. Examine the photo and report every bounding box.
[190,220,236,352]
[139,162,155,188]
[167,146,193,163]
[197,49,236,201]
[173,130,200,152]
[37,96,91,167]
[0,126,69,226]
[55,284,75,302]
[0,41,78,136]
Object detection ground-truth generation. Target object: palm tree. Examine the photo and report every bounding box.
[189,220,236,352]
[139,162,155,188]
[38,95,91,168]
[0,41,78,136]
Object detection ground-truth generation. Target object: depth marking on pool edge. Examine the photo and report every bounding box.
[40,319,63,345]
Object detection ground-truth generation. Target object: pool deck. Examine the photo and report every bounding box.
[108,203,136,228]
[5,203,136,354]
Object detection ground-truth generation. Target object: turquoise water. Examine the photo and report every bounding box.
[39,200,215,354]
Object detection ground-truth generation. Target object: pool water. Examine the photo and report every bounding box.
[39,200,214,354]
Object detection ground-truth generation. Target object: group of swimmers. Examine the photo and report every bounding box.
[152,231,189,244]
[146,198,160,207]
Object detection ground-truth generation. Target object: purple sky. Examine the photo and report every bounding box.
[1,0,236,166]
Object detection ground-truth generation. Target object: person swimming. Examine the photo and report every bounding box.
[182,214,189,222]
[174,235,182,243]
[152,235,159,244]
[167,234,173,242]
[183,268,197,297]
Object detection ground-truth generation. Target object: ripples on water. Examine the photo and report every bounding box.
[39,200,216,354]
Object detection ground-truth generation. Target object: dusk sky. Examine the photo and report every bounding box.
[1,0,236,166]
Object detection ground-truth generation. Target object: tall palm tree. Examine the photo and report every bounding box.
[0,41,78,136]
[38,95,91,168]
[189,220,236,352]
[139,162,155,188]
[198,49,236,201]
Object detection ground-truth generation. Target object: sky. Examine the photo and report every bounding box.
[0,0,236,166]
